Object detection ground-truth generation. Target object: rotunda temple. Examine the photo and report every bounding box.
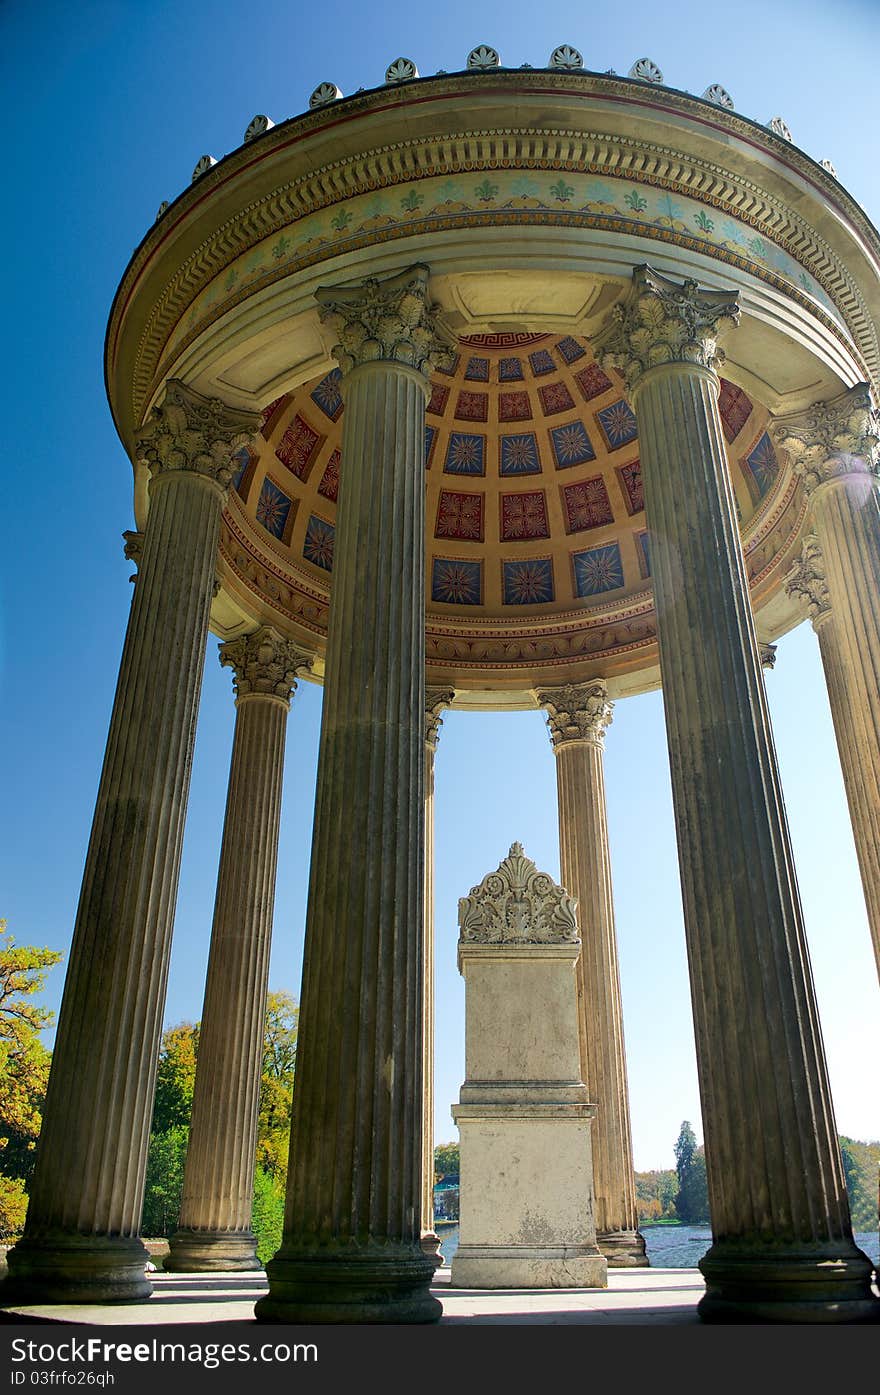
[4,43,880,1324]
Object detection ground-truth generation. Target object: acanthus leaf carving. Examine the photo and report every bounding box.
[594,263,740,394]
[535,680,613,748]
[458,842,579,946]
[134,380,260,494]
[219,625,314,703]
[773,385,880,493]
[315,263,455,377]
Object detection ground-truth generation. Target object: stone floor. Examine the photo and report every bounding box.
[1,1265,705,1325]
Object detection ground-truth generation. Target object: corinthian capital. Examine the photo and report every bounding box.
[594,264,740,395]
[773,385,880,494]
[425,688,456,751]
[135,380,260,494]
[536,680,613,749]
[784,534,831,629]
[219,627,315,705]
[315,264,455,378]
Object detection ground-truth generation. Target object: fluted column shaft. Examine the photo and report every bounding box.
[168,628,304,1273]
[8,476,225,1302]
[421,739,438,1251]
[633,360,873,1320]
[550,719,645,1265]
[258,263,449,1323]
[776,392,880,984]
[807,483,880,980]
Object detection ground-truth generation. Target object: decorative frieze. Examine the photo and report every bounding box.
[459,842,579,946]
[536,680,613,748]
[594,265,741,395]
[774,385,880,494]
[135,380,259,494]
[316,264,454,378]
[219,627,313,704]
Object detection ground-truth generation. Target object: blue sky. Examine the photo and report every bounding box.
[2,0,878,1170]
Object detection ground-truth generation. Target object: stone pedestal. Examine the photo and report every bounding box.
[4,383,257,1304]
[597,266,877,1324]
[420,690,455,1267]
[776,390,880,986]
[536,682,647,1267]
[255,266,451,1324]
[450,844,607,1290]
[166,629,310,1273]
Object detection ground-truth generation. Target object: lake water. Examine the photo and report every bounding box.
[438,1223,880,1270]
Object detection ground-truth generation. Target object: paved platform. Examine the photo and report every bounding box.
[1,1265,705,1325]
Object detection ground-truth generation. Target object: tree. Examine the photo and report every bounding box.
[0,922,62,1186]
[151,1022,199,1132]
[839,1136,880,1230]
[433,1141,460,1182]
[673,1121,710,1223]
[256,991,298,1181]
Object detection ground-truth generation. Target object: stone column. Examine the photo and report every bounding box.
[535,681,647,1267]
[421,688,455,1265]
[166,628,312,1273]
[255,265,452,1324]
[4,382,258,1303]
[775,391,880,985]
[785,532,880,976]
[595,266,876,1323]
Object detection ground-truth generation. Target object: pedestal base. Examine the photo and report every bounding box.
[451,1244,607,1289]
[255,1244,442,1323]
[698,1243,880,1323]
[2,1234,152,1304]
[165,1230,261,1272]
[598,1228,649,1267]
[420,1231,444,1268]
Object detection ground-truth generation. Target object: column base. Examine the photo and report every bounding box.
[2,1233,152,1305]
[698,1242,880,1323]
[255,1242,441,1323]
[165,1229,262,1272]
[420,1230,445,1268]
[451,1244,608,1289]
[598,1228,649,1267]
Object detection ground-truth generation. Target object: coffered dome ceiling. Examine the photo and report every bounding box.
[215,330,802,693]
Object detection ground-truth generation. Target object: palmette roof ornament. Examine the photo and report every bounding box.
[458,843,579,947]
[155,200,170,221]
[774,385,880,491]
[594,264,741,394]
[536,680,613,749]
[135,380,260,491]
[629,57,664,84]
[244,114,275,141]
[768,116,793,141]
[191,155,217,181]
[702,84,734,108]
[467,45,500,69]
[549,45,583,70]
[220,626,313,703]
[820,158,838,177]
[309,83,342,108]
[315,263,455,377]
[385,57,419,84]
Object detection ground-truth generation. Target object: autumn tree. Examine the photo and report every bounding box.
[0,921,62,1187]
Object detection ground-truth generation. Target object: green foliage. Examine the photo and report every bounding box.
[433,1141,459,1181]
[141,1126,188,1238]
[0,922,62,1184]
[0,1175,28,1238]
[256,992,298,1183]
[151,1022,198,1132]
[840,1136,880,1230]
[673,1121,710,1224]
[634,1168,678,1222]
[251,1167,284,1265]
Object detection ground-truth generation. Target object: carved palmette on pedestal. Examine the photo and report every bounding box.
[458,842,579,945]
